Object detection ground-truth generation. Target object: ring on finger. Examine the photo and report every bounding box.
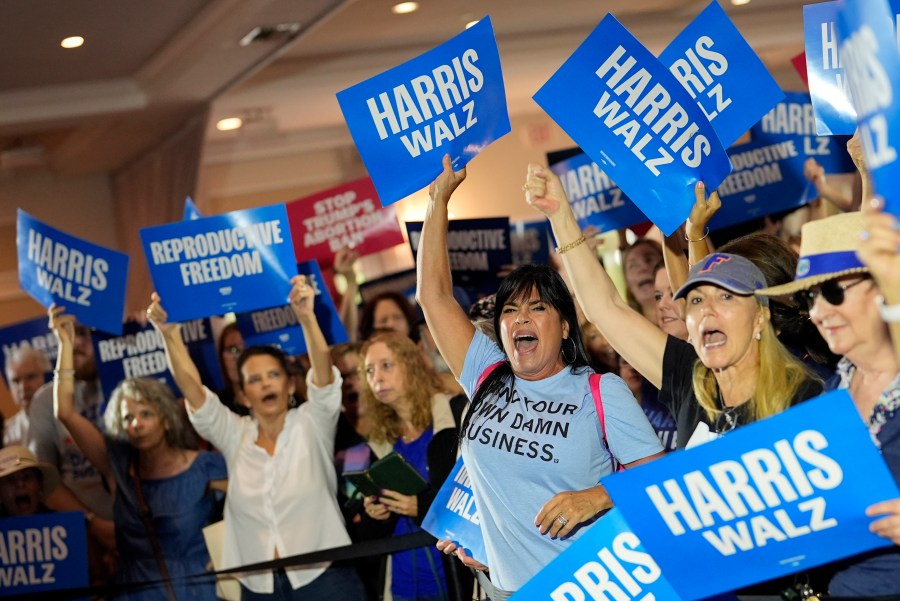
[556,513,569,527]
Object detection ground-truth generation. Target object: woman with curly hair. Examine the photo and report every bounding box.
[354,330,470,601]
[49,305,226,601]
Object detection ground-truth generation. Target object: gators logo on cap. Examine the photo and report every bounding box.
[699,253,731,273]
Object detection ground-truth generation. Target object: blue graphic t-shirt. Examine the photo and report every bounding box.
[458,331,662,591]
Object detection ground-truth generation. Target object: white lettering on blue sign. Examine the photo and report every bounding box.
[716,140,798,196]
[594,46,711,176]
[549,532,661,601]
[759,102,818,136]
[366,49,484,158]
[26,230,110,307]
[0,525,68,565]
[668,35,732,121]
[148,220,283,264]
[841,26,898,170]
[645,430,842,555]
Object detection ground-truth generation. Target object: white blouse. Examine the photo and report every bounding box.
[188,367,350,593]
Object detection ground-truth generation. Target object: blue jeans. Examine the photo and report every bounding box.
[241,565,366,601]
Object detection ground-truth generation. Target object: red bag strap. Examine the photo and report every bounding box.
[476,360,504,391]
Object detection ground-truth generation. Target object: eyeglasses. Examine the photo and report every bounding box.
[793,277,870,312]
[714,407,739,434]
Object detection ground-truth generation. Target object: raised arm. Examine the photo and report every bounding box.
[686,182,720,267]
[661,227,690,295]
[147,293,206,410]
[290,274,333,387]
[804,157,857,212]
[858,196,900,363]
[48,305,111,481]
[524,164,667,388]
[334,248,360,343]
[415,154,475,378]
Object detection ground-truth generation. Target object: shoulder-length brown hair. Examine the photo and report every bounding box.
[360,332,443,444]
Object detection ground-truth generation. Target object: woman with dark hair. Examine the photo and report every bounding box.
[149,275,366,600]
[524,167,823,451]
[50,305,227,601]
[216,322,249,415]
[417,156,664,599]
[360,291,420,343]
[354,331,470,601]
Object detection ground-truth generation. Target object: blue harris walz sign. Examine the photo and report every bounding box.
[659,0,784,148]
[140,204,297,322]
[510,508,681,601]
[533,14,732,237]
[17,210,129,335]
[0,511,88,596]
[549,150,647,233]
[838,0,900,218]
[422,457,487,567]
[749,91,855,175]
[603,390,899,601]
[804,0,900,137]
[235,260,348,356]
[337,17,510,206]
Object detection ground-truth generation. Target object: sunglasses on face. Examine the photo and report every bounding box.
[714,406,739,435]
[793,277,870,312]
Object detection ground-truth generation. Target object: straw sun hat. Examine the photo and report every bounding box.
[758,211,868,297]
[0,445,60,498]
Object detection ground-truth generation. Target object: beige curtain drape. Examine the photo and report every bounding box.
[111,110,208,314]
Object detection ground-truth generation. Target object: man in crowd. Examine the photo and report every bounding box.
[3,346,50,446]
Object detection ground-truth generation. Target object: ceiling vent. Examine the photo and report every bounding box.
[238,23,302,47]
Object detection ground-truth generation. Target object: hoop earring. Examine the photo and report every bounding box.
[289,394,298,408]
[561,337,576,364]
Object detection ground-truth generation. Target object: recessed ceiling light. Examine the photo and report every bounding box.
[392,2,419,15]
[465,20,480,29]
[216,117,243,132]
[731,0,751,5]
[61,36,84,49]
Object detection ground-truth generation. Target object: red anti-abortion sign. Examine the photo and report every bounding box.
[286,177,406,266]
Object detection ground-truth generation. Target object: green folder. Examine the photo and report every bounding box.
[344,451,428,497]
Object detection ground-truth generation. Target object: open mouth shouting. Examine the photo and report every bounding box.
[701,328,727,350]
[513,329,539,354]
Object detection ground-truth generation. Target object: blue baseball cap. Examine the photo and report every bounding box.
[673,253,769,306]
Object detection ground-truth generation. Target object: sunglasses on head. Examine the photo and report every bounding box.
[793,276,870,312]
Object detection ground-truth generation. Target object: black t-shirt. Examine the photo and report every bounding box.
[659,336,823,450]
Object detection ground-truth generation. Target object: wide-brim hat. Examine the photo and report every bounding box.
[674,252,769,306]
[758,212,867,297]
[0,445,60,498]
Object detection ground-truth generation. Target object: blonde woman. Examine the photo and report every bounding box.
[524,166,823,448]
